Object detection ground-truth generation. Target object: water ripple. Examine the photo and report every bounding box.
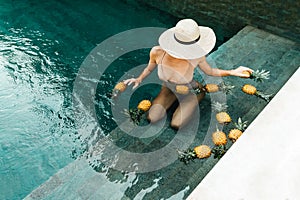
[0,25,80,199]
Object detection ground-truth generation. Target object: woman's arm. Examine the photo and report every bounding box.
[198,56,252,77]
[124,47,158,89]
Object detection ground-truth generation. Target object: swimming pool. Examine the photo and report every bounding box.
[0,0,215,199]
[5,0,298,200]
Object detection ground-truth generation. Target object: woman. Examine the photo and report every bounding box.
[124,19,252,129]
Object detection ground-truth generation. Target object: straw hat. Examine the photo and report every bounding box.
[158,19,216,60]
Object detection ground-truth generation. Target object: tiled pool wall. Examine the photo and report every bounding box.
[139,0,300,43]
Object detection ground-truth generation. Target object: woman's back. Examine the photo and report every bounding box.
[155,46,199,84]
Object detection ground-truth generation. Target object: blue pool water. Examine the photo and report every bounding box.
[0,1,231,199]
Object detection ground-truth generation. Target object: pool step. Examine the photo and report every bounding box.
[24,158,134,200]
[25,118,169,200]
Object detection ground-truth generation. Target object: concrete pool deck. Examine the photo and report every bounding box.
[25,26,300,199]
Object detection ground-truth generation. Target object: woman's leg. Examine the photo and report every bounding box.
[171,84,206,129]
[148,85,177,123]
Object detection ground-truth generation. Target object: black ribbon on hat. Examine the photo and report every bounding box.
[174,34,201,45]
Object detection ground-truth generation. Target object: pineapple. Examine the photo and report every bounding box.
[211,101,232,124]
[125,100,152,125]
[194,145,212,159]
[212,128,227,146]
[242,84,273,102]
[242,69,270,82]
[242,84,256,95]
[216,112,232,124]
[114,82,127,92]
[228,117,248,142]
[112,82,127,98]
[175,84,204,95]
[204,82,235,94]
[175,85,190,95]
[211,127,227,159]
[178,145,211,164]
[204,84,219,93]
[137,100,152,112]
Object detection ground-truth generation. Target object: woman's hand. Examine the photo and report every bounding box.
[231,66,253,78]
[124,78,142,89]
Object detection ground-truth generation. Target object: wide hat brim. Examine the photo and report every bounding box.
[158,26,216,60]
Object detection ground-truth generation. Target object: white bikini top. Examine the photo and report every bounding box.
[157,51,197,84]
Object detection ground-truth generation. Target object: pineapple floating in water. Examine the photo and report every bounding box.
[194,145,212,159]
[125,100,152,125]
[212,101,232,124]
[137,100,152,112]
[175,85,203,95]
[242,84,273,102]
[211,127,227,159]
[242,69,270,82]
[204,82,235,94]
[112,82,127,98]
[178,145,212,164]
[212,128,227,146]
[175,85,190,95]
[228,117,248,142]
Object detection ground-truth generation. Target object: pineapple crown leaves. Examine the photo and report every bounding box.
[250,69,270,82]
[218,82,235,94]
[177,148,196,164]
[123,108,144,125]
[211,145,227,159]
[111,89,121,99]
[256,91,273,102]
[192,87,204,95]
[234,117,248,131]
[211,101,228,112]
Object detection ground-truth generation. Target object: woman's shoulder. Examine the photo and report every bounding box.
[149,46,165,60]
[151,46,164,55]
